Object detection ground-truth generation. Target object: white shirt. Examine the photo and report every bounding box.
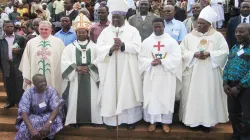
[5,6,14,15]
[1,13,9,21]
[241,15,250,23]
[235,0,239,8]
[66,9,73,16]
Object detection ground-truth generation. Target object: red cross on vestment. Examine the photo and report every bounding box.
[154,41,164,51]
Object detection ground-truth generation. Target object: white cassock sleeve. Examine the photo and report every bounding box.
[95,30,112,62]
[209,34,229,69]
[123,29,142,54]
[180,36,196,72]
[61,45,77,81]
[19,41,32,90]
[138,41,154,75]
[161,40,182,73]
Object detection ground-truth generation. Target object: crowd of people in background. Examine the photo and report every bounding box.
[0,0,249,140]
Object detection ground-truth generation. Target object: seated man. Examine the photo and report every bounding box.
[15,74,64,140]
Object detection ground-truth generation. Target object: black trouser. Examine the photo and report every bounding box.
[3,62,24,104]
[228,83,250,140]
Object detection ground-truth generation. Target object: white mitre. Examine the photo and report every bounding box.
[198,6,217,24]
[107,0,130,21]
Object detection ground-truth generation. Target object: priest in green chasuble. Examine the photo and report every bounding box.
[139,17,182,133]
[61,13,103,126]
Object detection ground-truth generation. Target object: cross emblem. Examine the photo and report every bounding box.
[154,41,164,51]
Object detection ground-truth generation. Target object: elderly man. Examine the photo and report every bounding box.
[90,5,110,43]
[19,21,65,93]
[26,18,42,42]
[227,1,250,49]
[96,0,143,130]
[223,23,250,140]
[55,16,77,46]
[162,5,187,43]
[180,6,229,132]
[183,3,202,33]
[129,0,158,41]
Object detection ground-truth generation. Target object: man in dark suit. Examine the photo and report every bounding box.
[227,1,250,49]
[0,21,25,108]
[58,0,79,22]
[229,0,245,18]
[165,0,187,22]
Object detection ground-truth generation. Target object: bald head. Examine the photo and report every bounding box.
[191,3,202,18]
[236,23,250,44]
[163,5,175,21]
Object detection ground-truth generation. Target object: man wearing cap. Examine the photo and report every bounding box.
[179,6,229,132]
[62,13,103,127]
[95,0,143,130]
[128,0,158,41]
[19,20,65,94]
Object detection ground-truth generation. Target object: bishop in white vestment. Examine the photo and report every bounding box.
[19,21,65,93]
[179,6,229,132]
[95,0,143,129]
[139,18,182,133]
[61,14,103,126]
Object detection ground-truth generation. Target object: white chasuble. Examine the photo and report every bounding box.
[61,40,103,125]
[19,35,65,94]
[95,22,143,126]
[180,28,229,127]
[139,33,182,124]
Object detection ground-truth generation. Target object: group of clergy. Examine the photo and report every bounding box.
[13,0,250,139]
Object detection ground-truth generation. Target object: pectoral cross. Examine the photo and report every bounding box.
[154,41,164,51]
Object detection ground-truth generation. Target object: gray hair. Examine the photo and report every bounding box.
[32,18,42,25]
[39,20,52,27]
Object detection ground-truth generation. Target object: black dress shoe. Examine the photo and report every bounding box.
[4,103,15,109]
[92,124,100,127]
[201,126,211,133]
[190,126,201,131]
[105,125,116,130]
[127,124,136,130]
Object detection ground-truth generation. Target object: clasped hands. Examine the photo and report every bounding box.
[151,58,162,66]
[30,123,50,140]
[75,66,89,74]
[110,38,123,53]
[194,51,210,60]
[223,85,241,97]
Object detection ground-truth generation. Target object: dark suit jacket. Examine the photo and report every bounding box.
[175,6,186,22]
[128,12,159,41]
[58,10,79,22]
[0,34,26,77]
[229,0,244,18]
[226,16,250,49]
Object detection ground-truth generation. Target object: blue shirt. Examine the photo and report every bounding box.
[164,19,187,42]
[223,44,250,88]
[54,27,77,46]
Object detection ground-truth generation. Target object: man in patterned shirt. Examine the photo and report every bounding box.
[223,23,250,140]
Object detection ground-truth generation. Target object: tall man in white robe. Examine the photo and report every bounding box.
[19,21,65,93]
[139,17,182,133]
[180,6,229,132]
[95,0,143,130]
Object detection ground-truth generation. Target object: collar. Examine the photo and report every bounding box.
[66,9,74,15]
[32,31,38,36]
[110,21,128,34]
[191,27,216,37]
[164,18,175,24]
[60,27,75,34]
[137,12,152,17]
[240,15,250,19]
[98,20,110,26]
[4,33,15,38]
